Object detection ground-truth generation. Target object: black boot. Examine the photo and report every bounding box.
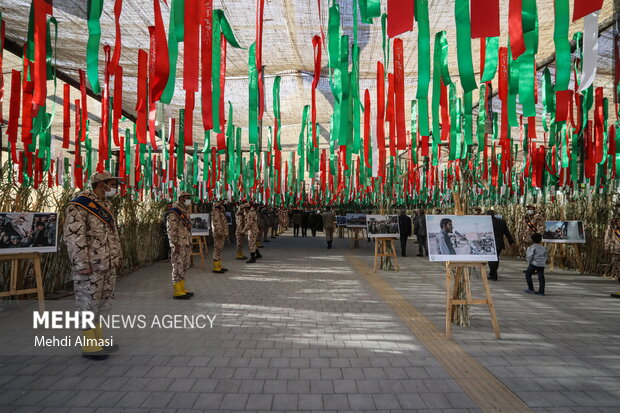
[327,241,332,249]
[246,252,257,263]
[255,249,263,259]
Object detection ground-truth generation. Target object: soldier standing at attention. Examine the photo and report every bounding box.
[166,191,193,300]
[256,204,265,248]
[211,200,229,274]
[244,203,263,263]
[322,206,336,249]
[235,203,248,260]
[64,171,123,360]
[520,204,545,255]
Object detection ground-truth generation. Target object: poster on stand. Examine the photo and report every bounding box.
[366,215,399,238]
[190,214,211,236]
[0,212,59,254]
[425,215,497,262]
[346,214,367,228]
[543,221,586,243]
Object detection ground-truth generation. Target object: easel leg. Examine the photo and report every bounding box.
[33,255,45,313]
[373,239,379,273]
[573,244,585,273]
[199,240,206,270]
[480,266,501,339]
[390,240,400,272]
[450,268,462,322]
[10,260,18,296]
[445,265,452,338]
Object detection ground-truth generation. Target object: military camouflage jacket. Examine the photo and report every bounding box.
[244,208,259,233]
[521,213,545,237]
[605,217,620,254]
[63,191,122,272]
[211,206,229,238]
[235,208,246,233]
[166,202,192,248]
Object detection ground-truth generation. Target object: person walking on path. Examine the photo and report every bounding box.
[398,210,412,257]
[413,209,428,257]
[235,204,247,260]
[487,210,515,281]
[166,191,194,300]
[322,206,336,249]
[523,233,548,295]
[211,200,229,274]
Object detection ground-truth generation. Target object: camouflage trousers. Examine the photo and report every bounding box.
[611,254,620,280]
[325,227,334,242]
[74,269,117,319]
[235,229,246,252]
[247,231,258,252]
[213,236,226,261]
[262,226,269,241]
[171,244,191,283]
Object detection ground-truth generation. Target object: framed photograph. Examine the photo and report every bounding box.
[543,221,586,243]
[0,212,59,254]
[190,214,211,236]
[366,215,400,238]
[426,215,497,262]
[336,216,347,227]
[345,213,367,228]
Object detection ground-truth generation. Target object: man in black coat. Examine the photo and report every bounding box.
[486,210,515,281]
[398,210,412,257]
[413,209,428,256]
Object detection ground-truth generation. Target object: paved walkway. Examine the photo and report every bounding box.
[1,231,619,412]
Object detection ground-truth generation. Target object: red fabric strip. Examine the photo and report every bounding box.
[312,35,322,148]
[508,0,525,60]
[74,98,83,189]
[217,33,226,150]
[185,91,195,146]
[0,20,5,125]
[79,70,88,142]
[109,0,123,75]
[201,0,213,131]
[97,126,107,171]
[393,39,406,150]
[555,89,572,122]
[112,66,123,147]
[363,89,371,168]
[386,73,396,157]
[440,79,450,141]
[32,0,47,108]
[136,49,148,144]
[7,70,21,161]
[21,52,34,148]
[148,27,158,149]
[151,0,170,102]
[62,83,70,149]
[594,87,604,163]
[101,45,111,164]
[470,0,500,38]
[387,0,414,38]
[573,0,604,21]
[168,118,176,181]
[498,47,508,100]
[183,0,200,92]
[376,61,385,152]
[256,0,265,120]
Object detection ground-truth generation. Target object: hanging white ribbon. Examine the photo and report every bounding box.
[578,10,599,92]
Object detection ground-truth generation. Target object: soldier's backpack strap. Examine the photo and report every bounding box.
[68,196,115,229]
[168,207,192,232]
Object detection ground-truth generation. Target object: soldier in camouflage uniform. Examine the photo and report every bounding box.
[605,203,620,281]
[256,204,265,248]
[244,203,262,263]
[262,207,271,242]
[270,208,278,238]
[211,200,229,273]
[64,171,123,360]
[166,191,193,300]
[235,204,247,260]
[520,204,545,254]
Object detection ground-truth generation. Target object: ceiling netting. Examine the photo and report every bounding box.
[0,0,616,156]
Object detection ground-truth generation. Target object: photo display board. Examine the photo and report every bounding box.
[366,215,400,238]
[0,212,59,254]
[190,214,211,236]
[425,215,497,262]
[543,221,586,243]
[345,214,367,228]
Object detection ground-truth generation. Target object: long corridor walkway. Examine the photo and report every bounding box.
[1,231,620,412]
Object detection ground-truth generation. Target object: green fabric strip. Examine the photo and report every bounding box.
[213,10,242,48]
[86,0,104,94]
[248,42,259,146]
[454,0,477,93]
[480,36,499,83]
[553,0,570,91]
[212,15,222,133]
[161,0,179,104]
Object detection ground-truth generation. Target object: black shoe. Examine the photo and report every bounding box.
[487,276,498,281]
[184,291,195,297]
[82,350,109,360]
[402,253,406,257]
[264,240,270,243]
[255,250,263,259]
[104,343,119,353]
[417,254,423,257]
[535,291,545,296]
[174,293,192,299]
[247,253,257,263]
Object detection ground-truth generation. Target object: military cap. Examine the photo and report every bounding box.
[90,171,122,185]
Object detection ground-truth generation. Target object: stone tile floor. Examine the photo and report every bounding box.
[0,231,619,412]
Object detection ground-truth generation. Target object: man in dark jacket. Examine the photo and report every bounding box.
[413,209,428,256]
[487,210,515,281]
[301,210,310,237]
[398,210,412,257]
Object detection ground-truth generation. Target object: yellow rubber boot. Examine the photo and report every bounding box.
[236,250,247,260]
[81,329,108,360]
[180,280,194,297]
[173,282,190,299]
[213,260,225,274]
[95,323,119,353]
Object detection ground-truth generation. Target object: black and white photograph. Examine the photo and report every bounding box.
[345,213,367,228]
[543,221,586,243]
[190,213,211,236]
[425,215,497,262]
[366,215,400,238]
[336,215,347,227]
[0,212,59,254]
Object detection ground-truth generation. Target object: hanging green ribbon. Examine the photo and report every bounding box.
[248,42,259,147]
[213,10,242,48]
[328,3,340,69]
[161,0,179,104]
[518,0,538,117]
[212,15,222,133]
[463,91,473,147]
[86,0,104,94]
[411,100,418,164]
[359,0,381,24]
[432,31,451,144]
[273,76,282,150]
[454,0,477,93]
[480,37,499,83]
[381,14,390,70]
[416,0,431,138]
[553,0,570,91]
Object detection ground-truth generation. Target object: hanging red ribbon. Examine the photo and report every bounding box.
[393,39,406,150]
[136,49,148,145]
[184,0,200,92]
[386,73,396,158]
[185,92,195,147]
[100,45,111,165]
[387,0,414,38]
[312,35,322,148]
[62,83,70,149]
[555,89,572,122]
[440,79,450,141]
[151,0,170,102]
[6,70,21,162]
[201,0,213,131]
[217,32,227,151]
[32,0,47,108]
[21,50,34,148]
[573,0,604,21]
[79,70,88,142]
[108,0,123,75]
[594,87,604,163]
[256,0,265,120]
[470,0,500,38]
[0,19,5,125]
[74,99,83,189]
[363,89,371,168]
[148,27,159,149]
[112,66,123,147]
[508,0,525,60]
[376,61,385,154]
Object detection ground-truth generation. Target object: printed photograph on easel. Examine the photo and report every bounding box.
[190,214,211,236]
[336,216,347,227]
[543,221,586,243]
[0,212,59,254]
[366,215,399,238]
[345,213,367,228]
[425,215,497,262]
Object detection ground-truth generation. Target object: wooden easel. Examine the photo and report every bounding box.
[548,243,585,273]
[373,237,400,273]
[0,253,45,313]
[191,236,208,270]
[337,226,345,239]
[349,227,364,248]
[445,261,500,339]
